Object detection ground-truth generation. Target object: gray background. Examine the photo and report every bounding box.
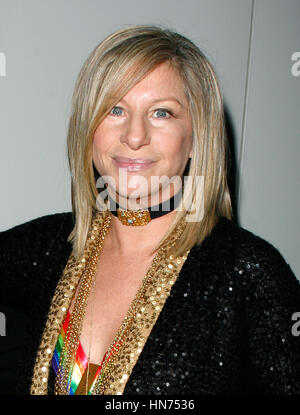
[0,0,299,279]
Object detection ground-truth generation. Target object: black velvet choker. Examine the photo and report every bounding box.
[107,191,182,226]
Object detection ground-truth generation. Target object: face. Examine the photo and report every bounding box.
[92,61,193,209]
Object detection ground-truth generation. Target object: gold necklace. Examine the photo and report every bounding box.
[86,274,96,395]
[54,212,112,395]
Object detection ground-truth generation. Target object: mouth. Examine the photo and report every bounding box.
[113,157,155,172]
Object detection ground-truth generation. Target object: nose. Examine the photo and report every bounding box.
[120,113,150,150]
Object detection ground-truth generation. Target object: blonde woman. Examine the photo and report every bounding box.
[0,25,299,395]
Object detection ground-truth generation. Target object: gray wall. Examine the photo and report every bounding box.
[0,0,299,279]
[238,0,300,279]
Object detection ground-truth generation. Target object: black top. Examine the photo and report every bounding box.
[0,213,299,395]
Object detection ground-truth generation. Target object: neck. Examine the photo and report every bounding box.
[105,209,177,258]
[102,187,183,256]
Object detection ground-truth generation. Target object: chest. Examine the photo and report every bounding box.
[71,249,156,365]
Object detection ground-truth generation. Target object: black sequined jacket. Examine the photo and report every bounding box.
[0,212,300,395]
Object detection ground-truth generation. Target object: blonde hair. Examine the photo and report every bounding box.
[67,25,232,259]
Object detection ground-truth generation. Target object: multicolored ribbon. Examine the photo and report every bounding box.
[52,311,88,394]
[52,310,123,395]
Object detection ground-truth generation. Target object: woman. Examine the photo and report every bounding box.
[0,25,299,395]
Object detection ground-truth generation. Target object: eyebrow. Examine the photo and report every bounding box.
[150,97,184,107]
[118,97,185,108]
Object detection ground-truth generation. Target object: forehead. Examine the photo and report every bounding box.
[122,62,186,102]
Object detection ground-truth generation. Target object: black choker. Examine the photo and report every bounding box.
[107,191,182,226]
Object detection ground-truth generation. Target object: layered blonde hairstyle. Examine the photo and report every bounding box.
[67,24,232,259]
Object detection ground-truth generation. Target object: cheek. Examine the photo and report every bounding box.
[92,137,100,164]
[92,136,107,174]
[92,127,109,160]
[159,130,191,162]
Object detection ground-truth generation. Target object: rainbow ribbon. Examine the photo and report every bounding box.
[52,311,121,395]
[52,311,90,394]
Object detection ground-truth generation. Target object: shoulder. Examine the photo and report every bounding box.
[0,212,74,255]
[202,216,297,273]
[189,216,300,300]
[0,212,74,238]
[0,212,74,297]
[206,216,286,256]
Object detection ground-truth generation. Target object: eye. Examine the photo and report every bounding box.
[110,106,123,116]
[153,108,172,119]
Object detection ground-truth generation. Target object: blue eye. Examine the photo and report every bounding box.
[110,106,123,116]
[154,109,171,118]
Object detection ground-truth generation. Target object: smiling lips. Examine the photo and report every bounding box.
[113,157,155,171]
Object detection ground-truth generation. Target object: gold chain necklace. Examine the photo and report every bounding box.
[54,212,112,395]
[86,273,96,395]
